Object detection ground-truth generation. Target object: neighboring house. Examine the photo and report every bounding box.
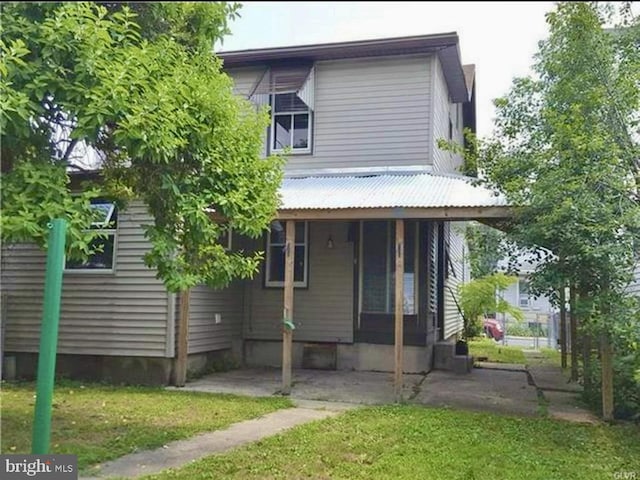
[1,33,509,385]
[496,252,556,337]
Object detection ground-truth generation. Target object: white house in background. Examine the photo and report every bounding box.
[497,252,556,327]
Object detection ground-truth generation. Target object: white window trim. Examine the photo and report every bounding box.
[518,279,530,308]
[270,92,312,155]
[64,202,118,274]
[64,228,118,274]
[265,221,309,288]
[219,226,233,251]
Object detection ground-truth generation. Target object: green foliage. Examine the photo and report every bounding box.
[468,338,527,364]
[458,273,524,339]
[0,383,291,472]
[1,2,283,291]
[464,222,506,279]
[460,2,639,417]
[139,406,640,480]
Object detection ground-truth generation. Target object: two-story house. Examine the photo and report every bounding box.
[1,33,509,387]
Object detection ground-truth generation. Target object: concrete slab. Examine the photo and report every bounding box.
[412,369,540,417]
[544,390,601,424]
[88,407,339,479]
[181,368,424,405]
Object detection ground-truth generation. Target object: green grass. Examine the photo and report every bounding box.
[142,406,640,480]
[540,347,562,367]
[0,381,291,473]
[468,337,527,364]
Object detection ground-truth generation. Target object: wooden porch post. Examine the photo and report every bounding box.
[282,220,295,394]
[394,219,404,402]
[175,288,191,387]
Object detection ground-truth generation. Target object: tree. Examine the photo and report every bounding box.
[477,2,640,419]
[464,222,506,279]
[1,2,284,292]
[458,273,524,340]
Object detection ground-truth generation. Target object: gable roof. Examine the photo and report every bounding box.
[218,33,468,103]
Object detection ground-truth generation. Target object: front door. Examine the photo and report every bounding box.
[353,220,428,346]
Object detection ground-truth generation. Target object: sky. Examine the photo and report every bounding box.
[218,1,555,138]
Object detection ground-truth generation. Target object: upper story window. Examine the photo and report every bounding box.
[248,65,315,155]
[65,201,117,273]
[272,92,311,153]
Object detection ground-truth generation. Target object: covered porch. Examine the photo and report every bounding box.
[263,171,510,400]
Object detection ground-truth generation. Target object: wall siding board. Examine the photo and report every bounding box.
[187,282,244,354]
[443,222,466,339]
[227,56,433,172]
[244,221,354,343]
[1,201,171,357]
[432,57,464,174]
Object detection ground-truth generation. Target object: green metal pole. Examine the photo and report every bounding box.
[32,219,67,454]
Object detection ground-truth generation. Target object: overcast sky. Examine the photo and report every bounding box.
[219,1,555,137]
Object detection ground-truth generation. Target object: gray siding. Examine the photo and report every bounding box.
[443,222,466,339]
[432,56,464,174]
[244,221,354,342]
[227,55,433,172]
[1,201,172,357]
[188,282,244,354]
[226,66,265,96]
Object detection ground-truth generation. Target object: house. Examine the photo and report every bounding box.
[497,253,556,331]
[1,33,509,387]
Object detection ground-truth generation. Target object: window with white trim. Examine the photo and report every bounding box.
[519,278,530,307]
[65,202,117,272]
[265,221,308,287]
[218,225,233,251]
[271,92,311,153]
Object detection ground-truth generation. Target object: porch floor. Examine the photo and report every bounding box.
[178,367,541,416]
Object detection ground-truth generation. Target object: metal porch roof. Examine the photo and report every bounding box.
[279,172,507,211]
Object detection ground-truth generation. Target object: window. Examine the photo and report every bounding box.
[65,202,117,272]
[360,221,418,315]
[519,278,530,307]
[271,93,311,153]
[265,221,308,287]
[218,225,233,251]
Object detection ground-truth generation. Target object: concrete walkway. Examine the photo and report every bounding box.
[524,350,600,424]
[84,407,342,479]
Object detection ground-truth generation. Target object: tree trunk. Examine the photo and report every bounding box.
[559,286,567,370]
[174,288,191,387]
[582,333,592,395]
[569,287,578,382]
[600,333,614,421]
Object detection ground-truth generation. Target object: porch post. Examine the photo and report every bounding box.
[394,219,404,402]
[282,220,295,394]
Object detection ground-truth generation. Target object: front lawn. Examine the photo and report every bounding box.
[143,406,640,480]
[0,382,291,473]
[469,337,527,364]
